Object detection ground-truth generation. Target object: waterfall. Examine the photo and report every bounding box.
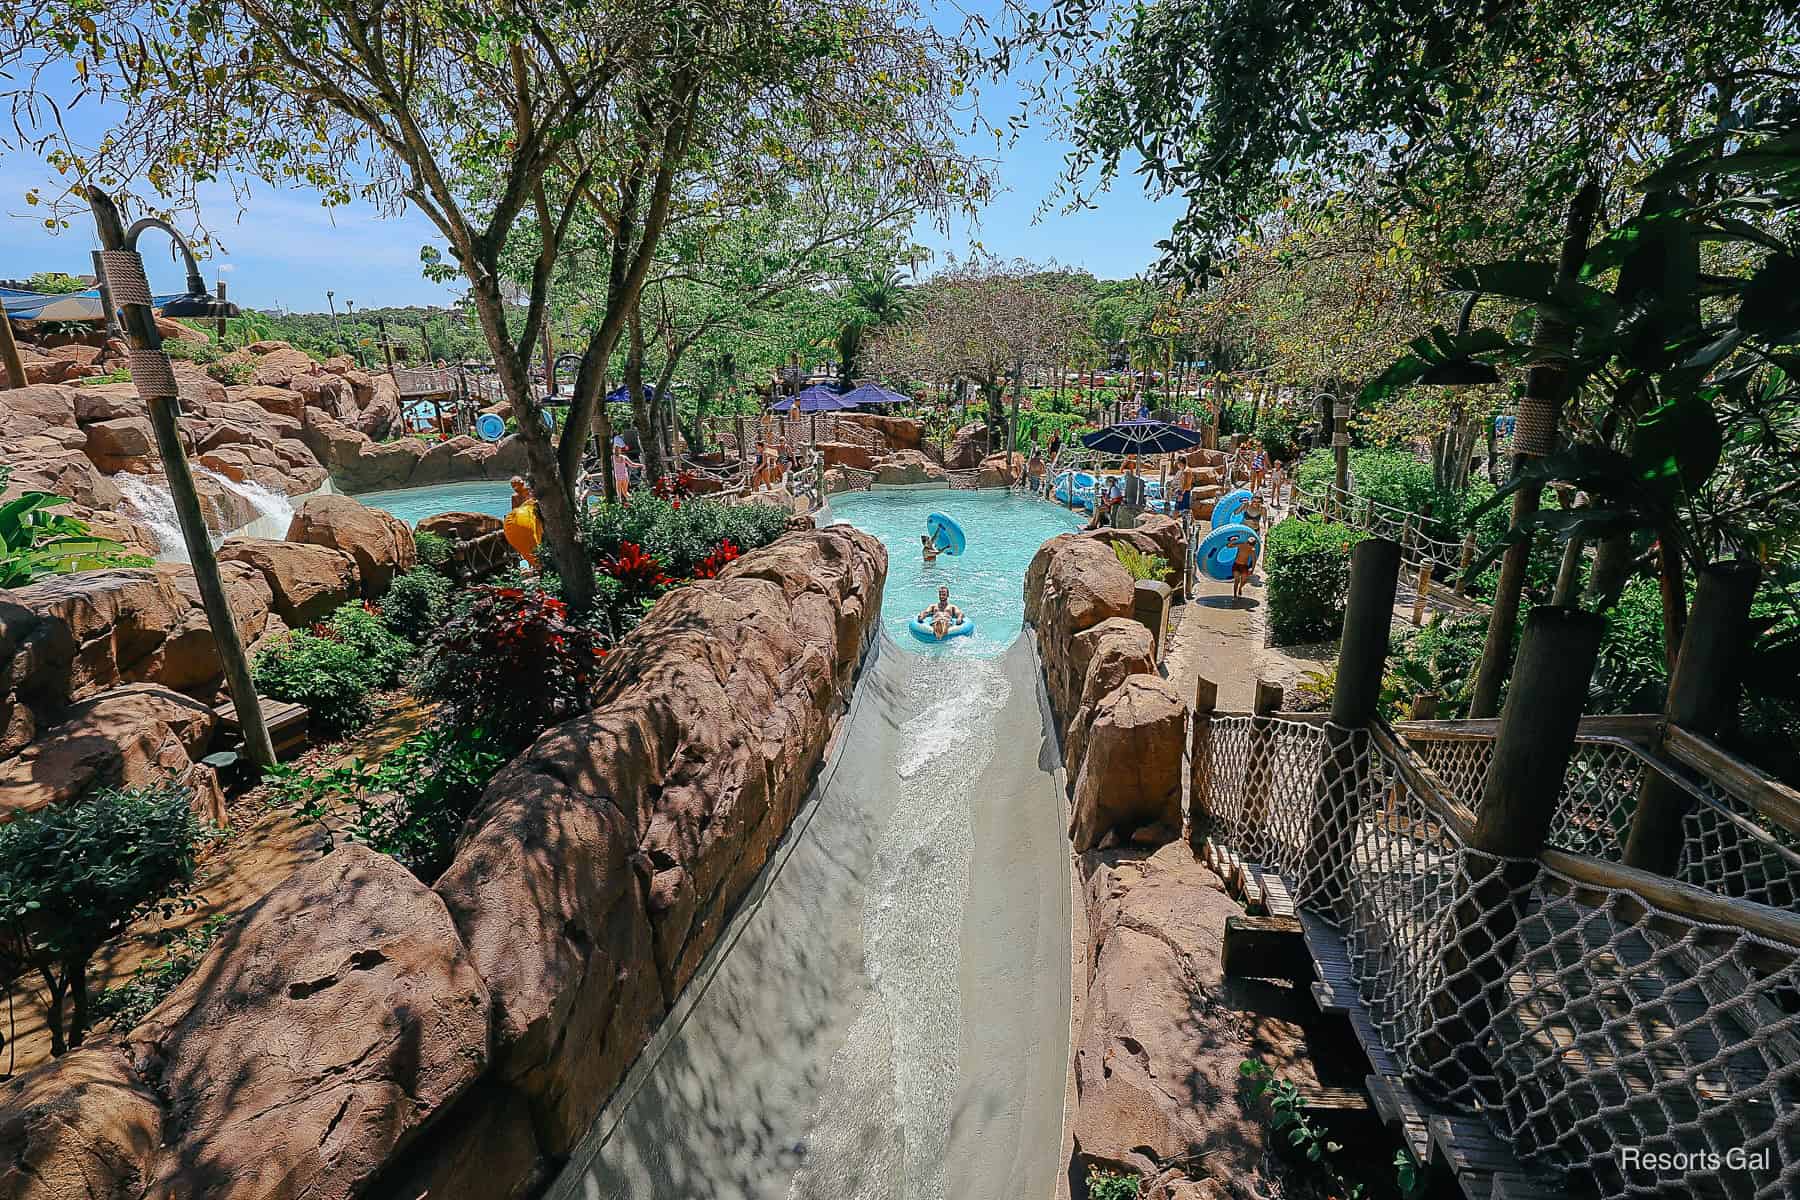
[116,469,313,563]
[114,474,190,563]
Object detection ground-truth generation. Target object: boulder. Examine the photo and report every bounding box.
[6,569,191,702]
[0,383,80,436]
[336,438,427,491]
[1064,618,1157,777]
[871,449,948,487]
[0,683,216,820]
[133,844,491,1200]
[225,383,306,422]
[285,494,417,596]
[168,362,227,406]
[837,411,923,450]
[944,420,990,470]
[433,525,885,1156]
[242,339,294,355]
[154,315,209,343]
[153,561,276,693]
[82,416,157,473]
[417,511,503,542]
[196,420,258,453]
[45,343,102,367]
[218,538,359,626]
[73,384,145,425]
[202,398,302,442]
[0,1046,166,1200]
[1070,675,1186,850]
[1,448,122,510]
[977,451,1019,489]
[248,346,317,389]
[1186,447,1227,469]
[1071,844,1270,1187]
[291,371,351,417]
[815,440,876,471]
[1025,534,1138,726]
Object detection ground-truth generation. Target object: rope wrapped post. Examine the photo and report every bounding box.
[86,188,277,769]
[1303,538,1401,903]
[1623,560,1762,875]
[1413,605,1604,1089]
[1188,676,1219,852]
[1455,530,1476,596]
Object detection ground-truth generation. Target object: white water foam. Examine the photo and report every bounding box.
[788,659,1012,1200]
[115,469,307,562]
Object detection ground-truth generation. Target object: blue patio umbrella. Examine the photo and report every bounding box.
[770,384,848,413]
[1079,418,1203,456]
[605,384,664,405]
[837,383,909,407]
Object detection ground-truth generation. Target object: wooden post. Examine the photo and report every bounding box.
[91,249,122,344]
[0,300,25,390]
[1455,530,1476,597]
[1622,560,1762,875]
[1242,679,1285,840]
[1409,692,1440,720]
[1304,538,1402,903]
[1415,606,1603,1085]
[1189,676,1219,853]
[86,188,276,769]
[1411,561,1432,627]
[214,280,228,344]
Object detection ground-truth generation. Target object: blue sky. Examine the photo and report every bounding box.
[0,14,1179,313]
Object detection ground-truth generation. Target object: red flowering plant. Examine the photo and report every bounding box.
[651,471,700,502]
[691,538,741,580]
[600,540,673,601]
[416,586,609,749]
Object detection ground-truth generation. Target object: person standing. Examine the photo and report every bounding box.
[612,442,639,501]
[502,475,543,570]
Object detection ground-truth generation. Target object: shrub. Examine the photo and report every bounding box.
[580,491,786,580]
[160,337,221,366]
[205,359,256,385]
[1252,403,1306,463]
[1386,614,1490,719]
[1112,542,1171,583]
[270,723,508,881]
[383,567,452,644]
[1593,577,1670,714]
[319,602,414,688]
[1264,516,1368,644]
[416,586,608,748]
[0,782,212,1054]
[1085,1166,1141,1200]
[413,529,452,570]
[253,630,376,736]
[91,914,233,1031]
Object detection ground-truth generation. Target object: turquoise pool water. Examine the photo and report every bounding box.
[352,480,514,525]
[829,489,1083,657]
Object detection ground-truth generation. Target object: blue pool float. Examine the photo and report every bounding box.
[1211,488,1254,529]
[927,511,966,555]
[909,615,976,642]
[1053,470,1096,509]
[475,413,506,442]
[1196,523,1261,581]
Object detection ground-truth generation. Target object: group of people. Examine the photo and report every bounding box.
[916,534,970,639]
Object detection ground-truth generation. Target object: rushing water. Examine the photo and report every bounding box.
[117,468,305,562]
[827,489,1083,657]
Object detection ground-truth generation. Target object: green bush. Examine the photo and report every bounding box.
[1015,408,1092,451]
[1112,542,1171,582]
[1264,516,1368,645]
[91,914,233,1031]
[580,492,787,580]
[1593,577,1670,713]
[383,567,452,644]
[205,359,256,385]
[1386,614,1491,719]
[321,602,414,687]
[270,723,508,881]
[1252,403,1306,463]
[417,585,608,749]
[413,529,452,570]
[160,337,221,366]
[1084,1166,1141,1200]
[0,782,212,1054]
[254,630,376,736]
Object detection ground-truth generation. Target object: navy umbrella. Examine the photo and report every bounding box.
[838,383,909,407]
[606,384,664,405]
[1079,418,1203,456]
[770,384,848,413]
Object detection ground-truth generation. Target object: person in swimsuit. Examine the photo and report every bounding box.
[917,585,966,639]
[612,443,638,501]
[1232,532,1257,601]
[502,475,543,570]
[920,534,940,564]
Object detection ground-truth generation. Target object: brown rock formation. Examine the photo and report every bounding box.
[131,845,492,1200]
[944,420,990,469]
[871,449,948,486]
[417,511,503,542]
[816,440,877,471]
[0,1046,166,1200]
[218,538,360,626]
[1063,617,1157,777]
[1070,674,1186,849]
[285,494,417,596]
[1024,534,1137,726]
[837,411,923,450]
[0,683,216,820]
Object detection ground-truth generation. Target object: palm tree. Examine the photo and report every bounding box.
[836,270,915,386]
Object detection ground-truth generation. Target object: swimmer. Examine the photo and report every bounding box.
[920,534,941,564]
[917,585,965,640]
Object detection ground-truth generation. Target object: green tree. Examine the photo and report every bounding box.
[0,783,211,1055]
[835,269,916,386]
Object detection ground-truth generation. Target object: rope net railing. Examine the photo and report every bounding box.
[1193,713,1800,1199]
[1402,724,1800,914]
[1288,481,1474,577]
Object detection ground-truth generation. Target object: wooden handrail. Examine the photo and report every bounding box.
[1394,713,1661,742]
[1540,846,1800,954]
[1662,724,1800,839]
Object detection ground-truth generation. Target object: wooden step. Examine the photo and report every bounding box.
[1260,872,1297,918]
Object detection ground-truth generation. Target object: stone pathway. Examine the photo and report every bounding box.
[1163,567,1333,714]
[0,693,434,1077]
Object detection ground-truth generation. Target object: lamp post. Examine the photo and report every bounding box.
[326,289,340,354]
[85,187,276,768]
[345,299,361,366]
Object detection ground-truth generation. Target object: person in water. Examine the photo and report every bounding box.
[501,475,543,571]
[917,585,965,639]
[920,534,940,564]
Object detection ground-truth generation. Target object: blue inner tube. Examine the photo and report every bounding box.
[927,511,966,555]
[475,413,506,442]
[1196,523,1261,581]
[1211,488,1254,529]
[909,615,975,642]
[1053,471,1096,509]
